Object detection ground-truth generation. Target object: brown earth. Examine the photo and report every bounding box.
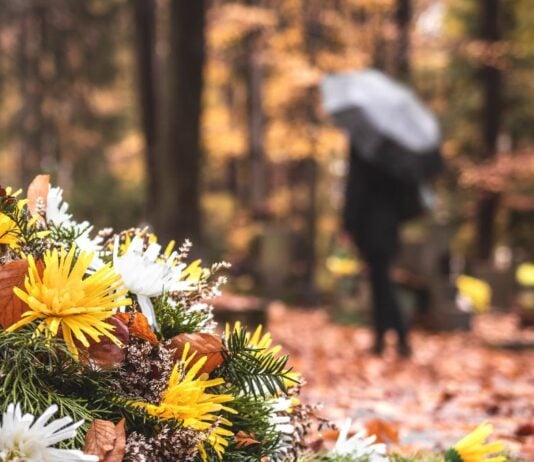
[268,305,534,459]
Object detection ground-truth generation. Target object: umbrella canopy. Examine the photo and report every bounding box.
[321,69,443,181]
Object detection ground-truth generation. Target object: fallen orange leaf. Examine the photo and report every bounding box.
[365,419,399,445]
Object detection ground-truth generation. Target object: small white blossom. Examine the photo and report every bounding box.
[46,186,73,227]
[268,398,294,435]
[113,236,196,328]
[46,186,104,270]
[332,419,390,462]
[0,403,98,462]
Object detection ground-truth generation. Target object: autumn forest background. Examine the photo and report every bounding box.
[0,0,534,457]
[0,0,533,303]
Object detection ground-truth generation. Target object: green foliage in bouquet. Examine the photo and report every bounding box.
[0,326,113,446]
[219,326,295,398]
[154,294,212,337]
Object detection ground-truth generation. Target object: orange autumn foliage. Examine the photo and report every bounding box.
[115,312,158,345]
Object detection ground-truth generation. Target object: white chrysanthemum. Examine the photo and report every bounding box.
[0,403,98,462]
[47,186,73,226]
[46,186,104,270]
[332,419,390,462]
[73,224,105,270]
[113,236,195,327]
[267,398,294,435]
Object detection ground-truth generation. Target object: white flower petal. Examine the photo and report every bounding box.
[138,294,159,329]
[0,402,95,462]
[332,419,391,461]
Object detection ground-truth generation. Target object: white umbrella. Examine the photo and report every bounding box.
[321,69,442,180]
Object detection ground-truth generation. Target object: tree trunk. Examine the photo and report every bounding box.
[245,26,266,213]
[395,0,411,80]
[17,6,44,188]
[155,0,206,245]
[133,0,158,221]
[476,0,501,261]
[299,0,321,299]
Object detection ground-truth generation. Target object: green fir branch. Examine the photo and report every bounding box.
[220,393,282,461]
[218,328,293,398]
[0,327,114,446]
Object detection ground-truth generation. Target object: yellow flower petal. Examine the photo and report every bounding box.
[453,423,505,462]
[132,349,236,458]
[7,247,130,359]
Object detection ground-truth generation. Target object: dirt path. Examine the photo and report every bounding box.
[268,305,534,458]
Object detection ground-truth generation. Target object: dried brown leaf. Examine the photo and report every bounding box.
[115,312,158,345]
[0,259,29,329]
[104,419,125,462]
[85,317,130,369]
[168,332,225,375]
[84,419,126,462]
[234,430,260,448]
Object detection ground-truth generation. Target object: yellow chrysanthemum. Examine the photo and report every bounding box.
[133,344,236,460]
[226,322,300,389]
[445,423,505,462]
[0,212,18,247]
[7,247,131,358]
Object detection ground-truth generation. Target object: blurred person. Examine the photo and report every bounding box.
[344,143,416,357]
[321,70,443,357]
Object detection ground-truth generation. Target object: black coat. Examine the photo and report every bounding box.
[343,144,422,261]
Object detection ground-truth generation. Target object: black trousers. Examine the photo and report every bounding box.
[366,255,407,344]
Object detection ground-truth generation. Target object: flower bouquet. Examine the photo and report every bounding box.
[0,176,509,462]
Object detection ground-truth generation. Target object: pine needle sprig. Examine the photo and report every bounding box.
[218,328,293,398]
[220,393,282,461]
[0,326,115,446]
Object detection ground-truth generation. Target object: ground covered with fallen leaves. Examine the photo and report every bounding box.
[268,305,534,459]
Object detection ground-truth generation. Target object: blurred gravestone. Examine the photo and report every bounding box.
[397,222,471,330]
[421,222,471,330]
[472,248,515,310]
[211,294,267,329]
[258,224,292,296]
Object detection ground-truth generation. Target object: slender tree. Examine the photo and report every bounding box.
[476,0,501,261]
[395,0,411,80]
[16,5,44,187]
[154,0,207,245]
[245,0,266,213]
[133,0,158,219]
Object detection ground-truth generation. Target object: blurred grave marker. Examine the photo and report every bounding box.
[211,293,267,329]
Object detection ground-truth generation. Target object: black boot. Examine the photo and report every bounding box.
[397,334,411,358]
[371,335,385,356]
